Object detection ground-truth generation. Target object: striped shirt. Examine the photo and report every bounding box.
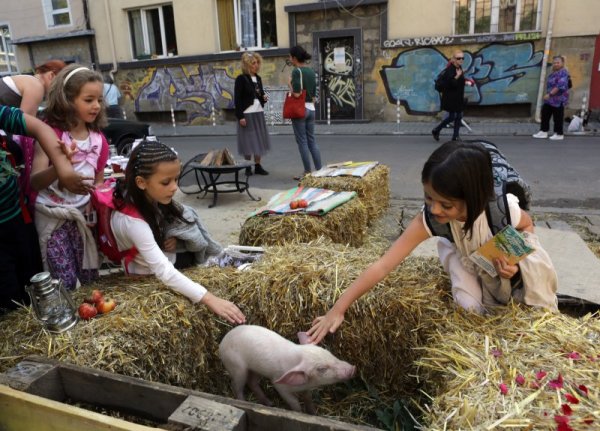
[0,105,27,223]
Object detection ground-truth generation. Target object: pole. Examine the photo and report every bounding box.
[170,104,177,135]
[395,98,401,134]
[211,105,216,127]
[327,97,331,126]
[535,0,557,123]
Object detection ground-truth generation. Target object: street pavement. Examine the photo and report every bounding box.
[150,118,600,138]
[151,119,600,306]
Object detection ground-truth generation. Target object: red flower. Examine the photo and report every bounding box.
[536,370,548,380]
[491,348,503,358]
[561,404,573,416]
[583,417,594,425]
[555,415,573,431]
[564,393,579,404]
[515,374,526,386]
[566,351,581,360]
[499,383,509,395]
[549,374,564,390]
[578,384,589,396]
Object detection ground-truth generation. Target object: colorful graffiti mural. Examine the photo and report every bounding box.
[379,43,543,115]
[130,64,237,124]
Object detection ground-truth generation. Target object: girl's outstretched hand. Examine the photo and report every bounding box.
[201,292,246,325]
[306,310,345,345]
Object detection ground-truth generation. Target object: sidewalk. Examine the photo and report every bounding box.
[150,118,600,138]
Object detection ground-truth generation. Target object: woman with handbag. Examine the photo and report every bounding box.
[234,52,270,176]
[288,45,322,181]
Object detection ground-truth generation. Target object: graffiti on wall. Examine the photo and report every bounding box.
[379,43,543,115]
[129,64,237,123]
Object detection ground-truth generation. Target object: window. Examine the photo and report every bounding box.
[217,0,277,51]
[128,4,178,59]
[42,0,72,27]
[454,0,540,35]
[0,25,18,76]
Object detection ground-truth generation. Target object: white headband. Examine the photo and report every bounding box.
[63,67,89,86]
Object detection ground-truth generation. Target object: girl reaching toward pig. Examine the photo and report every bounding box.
[307,140,558,345]
[110,140,245,324]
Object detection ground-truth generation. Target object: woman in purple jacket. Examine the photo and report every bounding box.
[533,55,570,141]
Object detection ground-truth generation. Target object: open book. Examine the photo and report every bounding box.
[469,225,535,277]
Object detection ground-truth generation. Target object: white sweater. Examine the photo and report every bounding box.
[111,211,207,303]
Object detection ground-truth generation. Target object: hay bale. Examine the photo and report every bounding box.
[0,274,228,393]
[238,197,368,247]
[415,306,600,429]
[300,164,390,223]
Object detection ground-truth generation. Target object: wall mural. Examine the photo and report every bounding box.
[128,64,238,124]
[379,43,543,115]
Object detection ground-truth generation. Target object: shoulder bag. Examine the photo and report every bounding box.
[283,68,306,119]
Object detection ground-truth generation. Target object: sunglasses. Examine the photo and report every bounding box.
[454,57,464,60]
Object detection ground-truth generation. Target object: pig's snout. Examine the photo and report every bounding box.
[340,364,356,380]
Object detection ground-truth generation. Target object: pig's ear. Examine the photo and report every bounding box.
[297,331,310,345]
[274,370,308,386]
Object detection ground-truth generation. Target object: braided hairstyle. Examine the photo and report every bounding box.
[114,139,190,246]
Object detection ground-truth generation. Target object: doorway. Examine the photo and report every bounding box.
[313,29,363,121]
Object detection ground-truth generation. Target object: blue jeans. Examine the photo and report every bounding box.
[434,111,463,140]
[291,109,322,173]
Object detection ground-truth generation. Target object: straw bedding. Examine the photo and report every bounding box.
[1,234,598,429]
[238,197,368,247]
[299,164,390,224]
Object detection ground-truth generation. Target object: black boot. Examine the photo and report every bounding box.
[254,164,269,175]
[431,128,440,141]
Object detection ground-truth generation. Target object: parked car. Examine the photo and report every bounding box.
[102,118,152,156]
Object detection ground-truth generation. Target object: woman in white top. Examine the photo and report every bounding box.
[111,139,246,324]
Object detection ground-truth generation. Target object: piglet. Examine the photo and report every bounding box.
[219,325,356,414]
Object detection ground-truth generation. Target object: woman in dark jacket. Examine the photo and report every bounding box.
[234,52,270,176]
[432,51,468,141]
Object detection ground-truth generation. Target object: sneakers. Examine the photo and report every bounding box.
[254,164,269,175]
[532,131,548,139]
[431,129,440,141]
[549,134,564,140]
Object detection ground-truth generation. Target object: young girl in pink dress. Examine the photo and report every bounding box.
[31,64,109,290]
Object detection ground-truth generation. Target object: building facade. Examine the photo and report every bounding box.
[2,0,599,123]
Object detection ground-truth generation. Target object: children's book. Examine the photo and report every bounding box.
[469,225,535,277]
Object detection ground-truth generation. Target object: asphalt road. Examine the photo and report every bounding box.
[162,134,600,211]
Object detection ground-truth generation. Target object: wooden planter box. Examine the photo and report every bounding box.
[0,356,379,431]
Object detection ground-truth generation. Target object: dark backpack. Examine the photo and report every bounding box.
[424,140,531,243]
[434,68,447,92]
[567,75,573,89]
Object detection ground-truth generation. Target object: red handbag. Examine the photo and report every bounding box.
[283,68,306,119]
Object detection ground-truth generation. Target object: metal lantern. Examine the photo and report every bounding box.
[25,272,78,333]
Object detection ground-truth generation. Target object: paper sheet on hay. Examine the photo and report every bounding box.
[248,186,356,218]
[311,161,379,178]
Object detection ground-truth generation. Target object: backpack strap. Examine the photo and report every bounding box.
[423,204,453,242]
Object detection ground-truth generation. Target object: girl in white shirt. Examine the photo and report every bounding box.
[111,140,245,324]
[307,141,558,344]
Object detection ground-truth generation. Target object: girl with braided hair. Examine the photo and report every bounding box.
[111,140,246,324]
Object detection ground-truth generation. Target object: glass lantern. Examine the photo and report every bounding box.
[25,272,78,333]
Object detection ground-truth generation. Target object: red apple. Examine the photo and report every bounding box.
[97,298,117,314]
[91,289,104,305]
[78,303,98,320]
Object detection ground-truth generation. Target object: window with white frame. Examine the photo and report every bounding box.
[454,0,541,35]
[128,4,178,59]
[42,0,72,27]
[216,0,277,51]
[0,25,18,76]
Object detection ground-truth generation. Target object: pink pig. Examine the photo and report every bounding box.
[219,325,356,414]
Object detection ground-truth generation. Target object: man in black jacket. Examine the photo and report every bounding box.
[432,50,467,142]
